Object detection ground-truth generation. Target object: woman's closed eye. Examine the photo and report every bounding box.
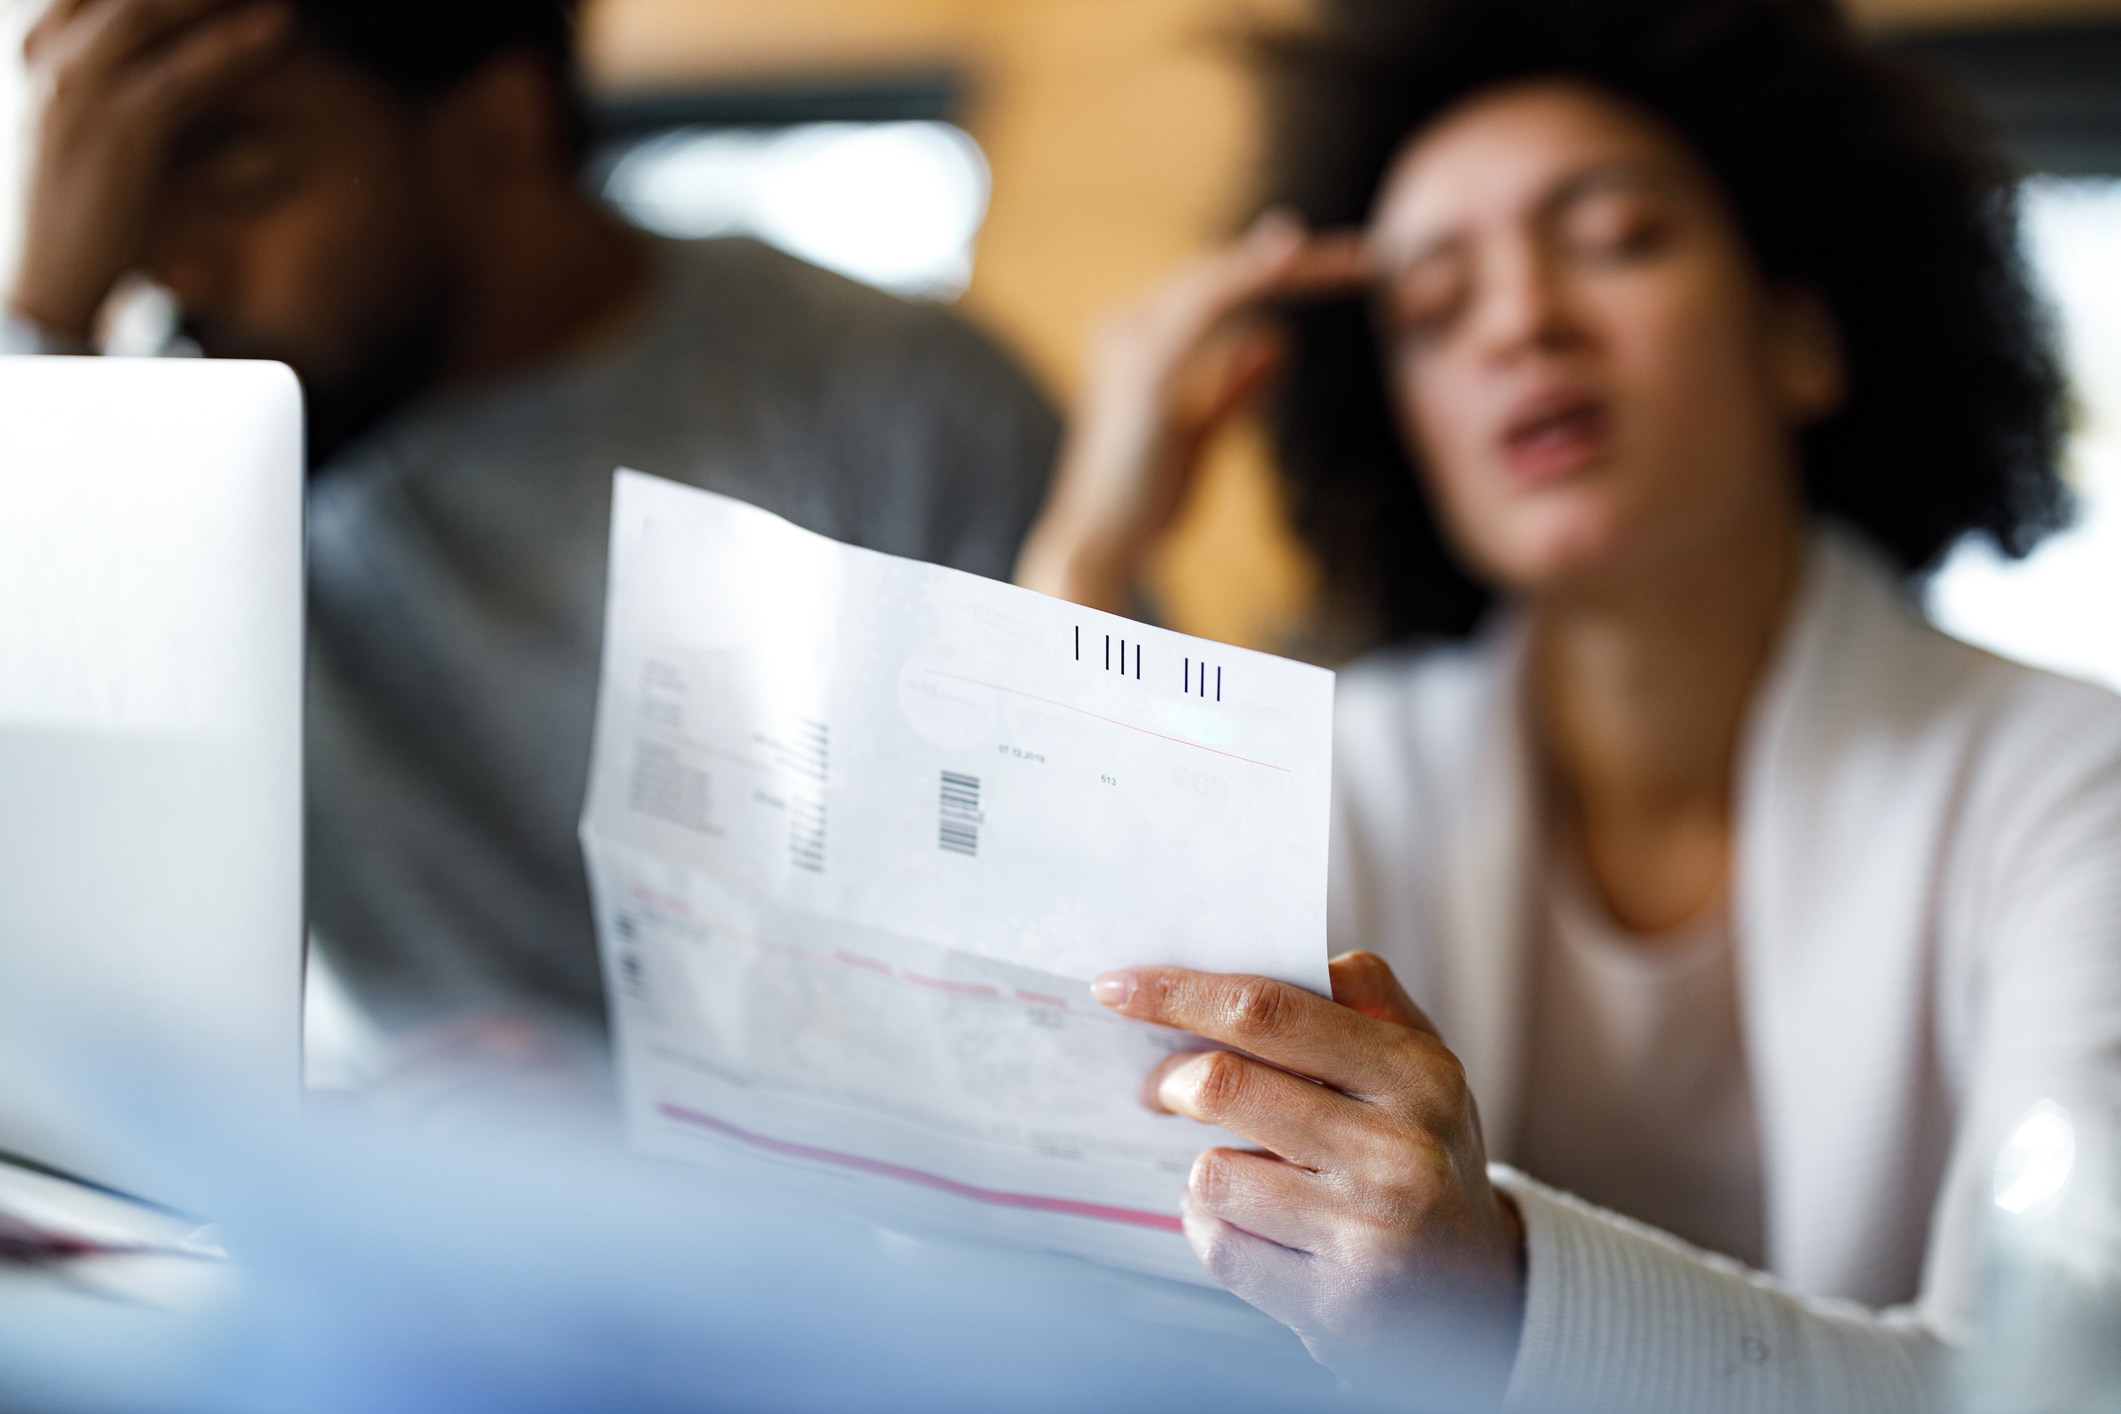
[1557,189,1677,266]
[1380,250,1470,346]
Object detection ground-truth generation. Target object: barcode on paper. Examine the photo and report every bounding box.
[938,770,981,857]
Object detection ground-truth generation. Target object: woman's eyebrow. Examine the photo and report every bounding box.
[1369,159,1681,274]
[1366,226,1464,283]
[1538,160,1678,217]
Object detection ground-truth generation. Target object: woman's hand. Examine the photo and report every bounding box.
[1092,951,1526,1400]
[1013,211,1369,614]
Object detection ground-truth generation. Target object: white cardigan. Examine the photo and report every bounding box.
[1329,527,2121,1411]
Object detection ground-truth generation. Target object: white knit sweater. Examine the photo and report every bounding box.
[1329,527,2121,1412]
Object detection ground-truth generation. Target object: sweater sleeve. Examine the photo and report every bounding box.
[1493,1167,1941,1414]
[1481,647,2121,1414]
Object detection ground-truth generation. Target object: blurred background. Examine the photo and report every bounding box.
[2,0,2117,670]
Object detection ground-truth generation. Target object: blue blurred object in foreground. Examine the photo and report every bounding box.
[0,1025,1399,1414]
[1956,1088,2121,1414]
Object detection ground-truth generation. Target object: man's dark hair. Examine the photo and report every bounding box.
[296,0,588,158]
[1257,0,2070,642]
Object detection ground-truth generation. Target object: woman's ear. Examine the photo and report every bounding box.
[1767,284,1848,428]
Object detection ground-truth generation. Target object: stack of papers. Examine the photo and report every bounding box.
[580,473,1335,1280]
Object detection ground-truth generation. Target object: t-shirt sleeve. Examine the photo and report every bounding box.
[835,302,1062,583]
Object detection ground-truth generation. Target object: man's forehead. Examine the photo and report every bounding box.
[176,36,407,148]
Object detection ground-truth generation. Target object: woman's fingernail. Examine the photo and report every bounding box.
[1160,1058,1202,1112]
[1091,972,1137,1008]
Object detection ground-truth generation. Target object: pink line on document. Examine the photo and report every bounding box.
[658,1102,1184,1233]
[628,884,692,916]
[833,949,892,975]
[922,670,1291,773]
[902,972,1000,997]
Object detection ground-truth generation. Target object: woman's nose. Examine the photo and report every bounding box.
[1469,240,1582,361]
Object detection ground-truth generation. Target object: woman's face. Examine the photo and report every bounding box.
[1369,80,1843,597]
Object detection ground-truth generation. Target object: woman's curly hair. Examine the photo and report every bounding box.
[1258,0,2070,642]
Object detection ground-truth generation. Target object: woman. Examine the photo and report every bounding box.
[1016,0,2121,1407]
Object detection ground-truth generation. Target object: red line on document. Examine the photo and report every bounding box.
[657,1102,1185,1233]
[923,670,1291,773]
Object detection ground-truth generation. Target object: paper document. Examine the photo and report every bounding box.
[580,471,1335,1280]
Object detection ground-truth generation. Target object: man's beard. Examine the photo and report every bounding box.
[183,308,451,473]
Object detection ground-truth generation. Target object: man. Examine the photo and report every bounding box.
[4,0,1060,1037]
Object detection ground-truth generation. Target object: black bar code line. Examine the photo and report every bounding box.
[1217,667,1222,702]
[1075,626,1080,661]
[939,770,982,857]
[787,797,826,873]
[1105,635,1110,670]
[1135,644,1141,679]
[1185,657,1190,693]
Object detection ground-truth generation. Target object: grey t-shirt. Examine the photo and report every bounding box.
[306,237,1060,1030]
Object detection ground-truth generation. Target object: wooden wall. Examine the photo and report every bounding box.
[586,0,1318,651]
[582,0,2121,652]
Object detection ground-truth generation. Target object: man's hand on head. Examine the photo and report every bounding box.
[11,0,291,342]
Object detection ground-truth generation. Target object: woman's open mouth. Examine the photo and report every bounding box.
[1499,392,1612,484]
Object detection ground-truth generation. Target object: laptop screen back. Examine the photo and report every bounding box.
[0,357,304,1200]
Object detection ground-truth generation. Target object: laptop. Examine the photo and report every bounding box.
[0,356,305,1205]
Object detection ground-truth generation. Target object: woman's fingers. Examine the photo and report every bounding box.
[1097,966,1400,1096]
[1329,950,1440,1035]
[1184,1146,1343,1253]
[1013,213,1365,612]
[1142,217,1368,377]
[1145,1046,1368,1168]
[1178,1192,1318,1320]
[1177,323,1288,433]
[1113,961,1522,1387]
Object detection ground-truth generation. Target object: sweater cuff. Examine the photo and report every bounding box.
[1490,1165,1936,1414]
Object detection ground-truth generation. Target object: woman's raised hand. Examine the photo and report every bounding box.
[1013,211,1369,614]
[1092,951,1526,1401]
